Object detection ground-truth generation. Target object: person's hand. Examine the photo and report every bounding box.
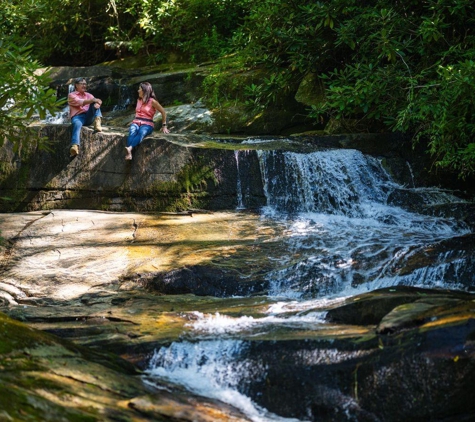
[93,98,102,109]
[161,126,170,134]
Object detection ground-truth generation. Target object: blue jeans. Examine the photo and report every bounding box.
[70,106,102,146]
[127,123,154,148]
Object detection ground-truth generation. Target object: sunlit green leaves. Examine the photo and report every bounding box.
[0,39,65,150]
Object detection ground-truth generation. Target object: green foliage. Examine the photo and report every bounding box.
[0,39,65,152]
[234,0,475,177]
[398,60,475,179]
[2,0,251,65]
[155,160,217,211]
[2,0,117,65]
[178,161,216,194]
[201,57,252,108]
[162,161,216,195]
[109,0,251,63]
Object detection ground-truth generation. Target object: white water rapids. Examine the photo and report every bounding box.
[145,148,472,421]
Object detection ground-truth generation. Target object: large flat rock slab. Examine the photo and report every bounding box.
[0,209,283,302]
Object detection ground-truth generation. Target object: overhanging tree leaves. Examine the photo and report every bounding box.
[236,0,475,178]
[0,39,65,151]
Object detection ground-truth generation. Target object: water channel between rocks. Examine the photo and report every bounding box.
[2,146,474,421]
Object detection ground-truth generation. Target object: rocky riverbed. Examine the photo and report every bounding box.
[1,210,475,421]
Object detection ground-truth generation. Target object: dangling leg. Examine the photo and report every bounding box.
[125,123,140,160]
[70,114,85,156]
[136,124,153,145]
[125,124,153,160]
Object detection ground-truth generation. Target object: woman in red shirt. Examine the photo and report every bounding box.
[125,82,169,160]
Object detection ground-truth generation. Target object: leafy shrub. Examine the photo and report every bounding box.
[0,38,65,150]
[234,0,475,177]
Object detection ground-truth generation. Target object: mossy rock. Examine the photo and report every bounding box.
[0,312,252,421]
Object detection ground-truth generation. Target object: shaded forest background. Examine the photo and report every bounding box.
[2,0,475,179]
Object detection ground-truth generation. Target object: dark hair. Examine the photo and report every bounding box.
[140,82,157,104]
[73,77,87,88]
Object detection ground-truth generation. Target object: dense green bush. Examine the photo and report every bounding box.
[1,0,250,65]
[1,0,116,65]
[234,0,475,178]
[112,0,251,63]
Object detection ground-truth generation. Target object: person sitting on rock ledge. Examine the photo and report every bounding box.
[125,82,169,161]
[68,77,103,157]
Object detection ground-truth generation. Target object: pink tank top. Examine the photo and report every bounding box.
[132,99,155,127]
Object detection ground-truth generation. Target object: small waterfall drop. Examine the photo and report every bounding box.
[406,160,416,188]
[258,149,393,217]
[257,149,471,298]
[145,340,303,422]
[44,83,75,124]
[235,150,245,210]
[112,84,133,111]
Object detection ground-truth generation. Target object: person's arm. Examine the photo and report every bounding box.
[152,99,170,133]
[68,92,102,107]
[84,97,102,106]
[84,93,102,107]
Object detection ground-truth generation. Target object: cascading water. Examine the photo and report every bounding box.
[235,150,245,210]
[235,149,257,210]
[145,340,295,422]
[258,149,393,217]
[145,147,472,421]
[257,149,470,298]
[44,83,75,123]
[111,84,133,111]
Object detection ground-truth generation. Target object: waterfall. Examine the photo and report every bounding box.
[145,339,303,422]
[256,149,471,298]
[258,149,393,217]
[112,84,133,111]
[235,150,245,210]
[406,160,416,188]
[45,83,75,124]
[234,149,256,210]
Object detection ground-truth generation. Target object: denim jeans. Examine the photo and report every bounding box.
[127,123,154,148]
[70,106,102,146]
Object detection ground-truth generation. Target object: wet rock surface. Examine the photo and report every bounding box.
[1,210,475,421]
[0,313,253,422]
[138,265,268,296]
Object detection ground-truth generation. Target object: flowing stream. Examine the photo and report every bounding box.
[144,148,471,421]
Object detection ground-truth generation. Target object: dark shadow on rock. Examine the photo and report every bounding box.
[138,266,269,297]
